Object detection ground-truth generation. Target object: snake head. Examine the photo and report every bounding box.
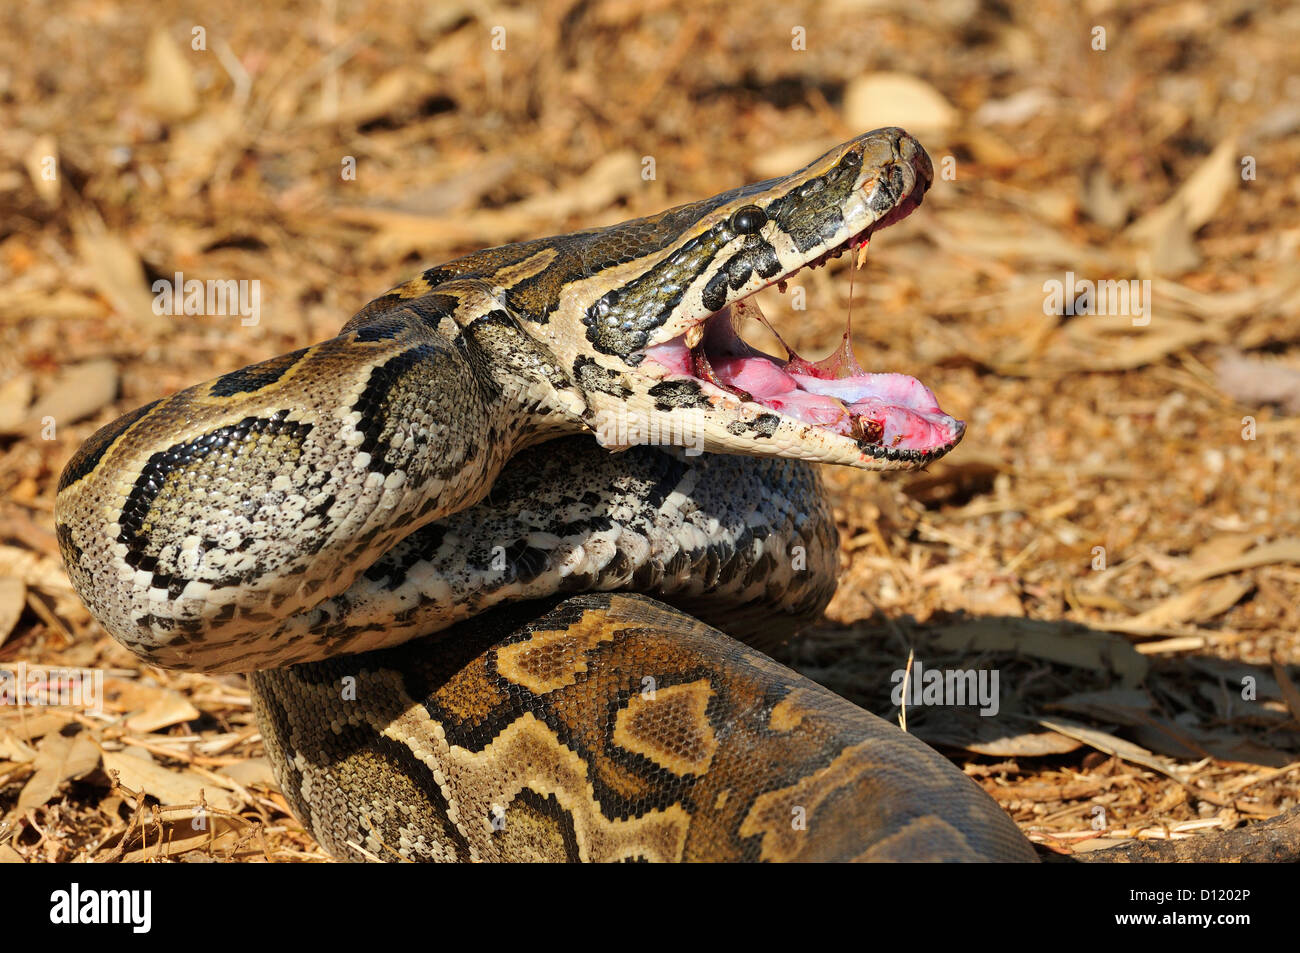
[558,127,961,472]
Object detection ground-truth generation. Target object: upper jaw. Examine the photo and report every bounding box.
[644,126,934,355]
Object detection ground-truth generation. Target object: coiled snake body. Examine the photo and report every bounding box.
[56,129,1037,862]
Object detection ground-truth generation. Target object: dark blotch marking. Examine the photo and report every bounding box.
[725,413,780,439]
[210,349,309,396]
[572,356,631,398]
[117,410,315,594]
[504,539,550,584]
[354,317,406,342]
[404,293,461,330]
[57,399,159,492]
[351,343,445,477]
[647,380,711,412]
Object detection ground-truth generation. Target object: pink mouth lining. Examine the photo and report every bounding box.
[642,298,964,458]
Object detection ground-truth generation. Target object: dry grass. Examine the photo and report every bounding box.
[0,0,1297,861]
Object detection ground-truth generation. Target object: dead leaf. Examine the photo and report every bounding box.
[919,719,1083,757]
[972,88,1051,127]
[1037,716,1187,782]
[117,815,245,863]
[751,140,837,180]
[1179,539,1300,583]
[125,691,200,733]
[0,374,33,432]
[353,151,642,259]
[925,617,1149,687]
[0,732,38,763]
[1125,136,1239,274]
[144,28,198,119]
[219,757,277,788]
[1082,166,1132,230]
[25,360,118,432]
[1120,577,1254,629]
[843,72,956,136]
[16,731,101,812]
[1271,655,1300,725]
[1216,350,1300,413]
[102,750,240,812]
[73,209,167,333]
[0,711,73,742]
[0,577,26,648]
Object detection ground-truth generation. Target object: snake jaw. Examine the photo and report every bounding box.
[642,297,965,467]
[629,129,962,470]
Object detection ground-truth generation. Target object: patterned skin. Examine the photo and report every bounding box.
[55,128,1037,861]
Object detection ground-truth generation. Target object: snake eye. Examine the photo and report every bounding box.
[730,205,767,235]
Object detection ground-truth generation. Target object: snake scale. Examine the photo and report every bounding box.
[56,128,1038,862]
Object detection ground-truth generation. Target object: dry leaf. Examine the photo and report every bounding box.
[972,88,1051,126]
[0,374,33,432]
[26,359,118,431]
[0,545,77,595]
[926,618,1149,687]
[751,140,837,180]
[355,151,642,259]
[1180,539,1300,583]
[0,733,38,763]
[1270,655,1300,725]
[102,750,240,812]
[73,213,166,332]
[843,72,956,136]
[219,757,278,788]
[1125,136,1239,274]
[0,710,74,743]
[1121,577,1254,629]
[117,816,245,863]
[125,691,201,733]
[16,731,101,812]
[1216,350,1300,413]
[1037,717,1187,782]
[144,28,198,119]
[920,719,1083,757]
[0,578,25,648]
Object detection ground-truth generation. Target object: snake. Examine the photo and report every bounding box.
[55,127,1038,862]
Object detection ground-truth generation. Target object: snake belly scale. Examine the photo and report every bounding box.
[56,128,1038,862]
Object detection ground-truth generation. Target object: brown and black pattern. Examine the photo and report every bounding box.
[253,593,1036,862]
[57,128,1034,862]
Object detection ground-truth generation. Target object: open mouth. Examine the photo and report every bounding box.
[641,189,964,464]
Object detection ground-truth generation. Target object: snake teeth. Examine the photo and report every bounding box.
[684,322,705,350]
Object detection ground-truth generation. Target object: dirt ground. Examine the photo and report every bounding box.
[0,0,1297,862]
